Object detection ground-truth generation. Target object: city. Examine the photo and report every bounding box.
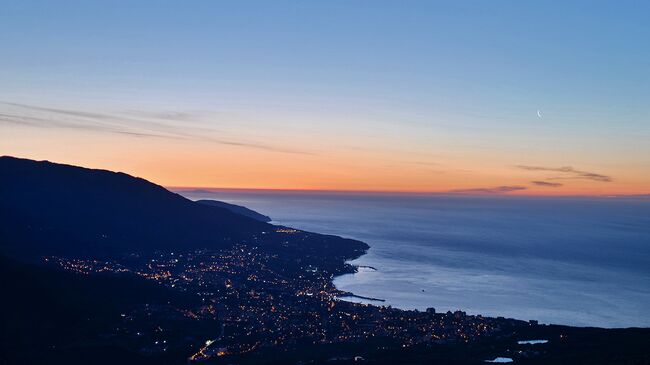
[45,235,528,362]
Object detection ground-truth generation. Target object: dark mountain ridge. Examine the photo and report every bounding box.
[0,156,367,261]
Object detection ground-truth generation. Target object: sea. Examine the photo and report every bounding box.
[177,190,650,328]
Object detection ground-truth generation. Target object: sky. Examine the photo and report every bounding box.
[1,1,649,195]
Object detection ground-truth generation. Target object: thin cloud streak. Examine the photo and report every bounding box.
[516,165,612,182]
[0,111,178,139]
[0,101,315,156]
[531,181,563,187]
[448,185,527,194]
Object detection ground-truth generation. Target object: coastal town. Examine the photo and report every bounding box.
[45,232,531,363]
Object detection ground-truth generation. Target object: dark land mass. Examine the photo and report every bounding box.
[196,199,272,222]
[0,156,365,272]
[0,255,202,365]
[1,156,648,365]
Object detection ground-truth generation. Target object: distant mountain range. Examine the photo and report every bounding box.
[0,156,366,261]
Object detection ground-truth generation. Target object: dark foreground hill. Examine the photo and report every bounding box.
[0,156,366,261]
[0,255,204,365]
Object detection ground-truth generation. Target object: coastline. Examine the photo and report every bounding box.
[178,189,650,328]
[331,250,386,303]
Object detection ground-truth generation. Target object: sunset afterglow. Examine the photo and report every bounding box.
[1,2,648,196]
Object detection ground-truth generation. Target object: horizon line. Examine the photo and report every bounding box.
[168,186,650,199]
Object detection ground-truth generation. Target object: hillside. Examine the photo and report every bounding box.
[0,156,367,261]
[197,199,272,222]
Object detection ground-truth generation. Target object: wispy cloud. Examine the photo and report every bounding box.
[0,110,176,139]
[0,101,314,155]
[531,181,563,187]
[448,185,527,194]
[516,165,612,182]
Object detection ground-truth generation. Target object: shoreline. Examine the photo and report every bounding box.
[178,191,650,329]
[332,251,385,303]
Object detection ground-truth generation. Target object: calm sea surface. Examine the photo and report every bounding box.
[178,190,650,328]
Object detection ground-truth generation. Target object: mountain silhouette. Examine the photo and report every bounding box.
[0,156,366,261]
[197,199,271,222]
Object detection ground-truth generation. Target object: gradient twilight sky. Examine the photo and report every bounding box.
[1,1,649,195]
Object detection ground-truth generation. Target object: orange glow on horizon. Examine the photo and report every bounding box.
[1,125,649,197]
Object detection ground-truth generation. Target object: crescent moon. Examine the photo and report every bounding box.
[537,110,542,118]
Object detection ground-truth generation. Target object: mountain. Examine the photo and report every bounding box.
[0,156,368,364]
[0,156,367,261]
[197,199,272,222]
